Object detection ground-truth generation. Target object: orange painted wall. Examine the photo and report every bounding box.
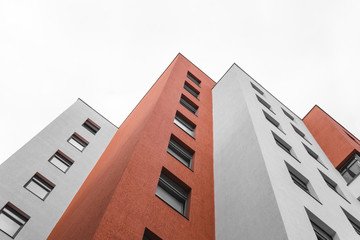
[48,54,216,240]
[303,105,360,169]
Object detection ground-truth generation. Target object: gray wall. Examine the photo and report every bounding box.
[0,99,117,240]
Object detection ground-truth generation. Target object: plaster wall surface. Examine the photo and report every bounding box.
[214,64,360,239]
[0,99,117,240]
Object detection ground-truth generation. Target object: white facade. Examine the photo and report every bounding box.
[213,64,360,240]
[0,99,117,240]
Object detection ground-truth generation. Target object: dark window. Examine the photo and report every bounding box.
[292,124,311,144]
[251,82,264,95]
[174,112,196,137]
[68,133,88,152]
[340,153,360,184]
[272,132,296,159]
[311,221,333,240]
[263,110,283,133]
[256,95,273,113]
[49,151,74,173]
[24,173,55,200]
[156,169,190,217]
[303,144,319,160]
[282,108,295,121]
[187,72,201,86]
[142,228,162,240]
[167,135,194,168]
[180,95,198,115]
[82,119,100,135]
[290,171,310,194]
[184,82,199,99]
[0,203,30,238]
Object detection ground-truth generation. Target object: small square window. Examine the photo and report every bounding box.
[184,82,199,99]
[174,111,196,137]
[187,72,201,86]
[156,168,190,217]
[82,119,100,135]
[272,132,297,160]
[263,110,284,134]
[68,133,88,152]
[342,208,360,236]
[142,228,162,240]
[282,108,295,121]
[24,172,55,200]
[0,203,30,238]
[251,82,264,95]
[292,124,311,145]
[306,209,335,240]
[180,95,198,115]
[340,153,360,184]
[49,151,74,173]
[167,135,194,169]
[256,95,274,114]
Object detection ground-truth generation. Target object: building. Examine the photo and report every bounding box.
[1,54,360,239]
[304,106,360,200]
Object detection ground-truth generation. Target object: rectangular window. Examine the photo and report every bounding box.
[174,112,196,137]
[290,171,310,194]
[303,143,326,168]
[251,82,264,95]
[24,173,55,200]
[306,208,335,240]
[282,108,295,121]
[68,133,88,152]
[180,95,198,115]
[156,169,190,217]
[167,135,194,168]
[272,132,297,159]
[256,95,274,114]
[184,82,199,99]
[0,203,30,238]
[82,119,100,135]
[319,171,348,202]
[142,228,162,240]
[340,153,360,184]
[292,124,311,144]
[311,221,333,240]
[342,208,360,236]
[187,72,201,86]
[263,110,284,133]
[49,151,74,173]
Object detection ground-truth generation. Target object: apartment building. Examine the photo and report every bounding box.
[0,54,360,240]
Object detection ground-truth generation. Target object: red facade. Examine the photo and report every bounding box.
[48,54,216,240]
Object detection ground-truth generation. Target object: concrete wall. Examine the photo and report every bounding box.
[0,99,117,240]
[213,64,360,239]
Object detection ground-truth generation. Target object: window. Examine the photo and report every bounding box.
[0,203,29,238]
[167,135,194,168]
[187,72,201,86]
[68,133,88,152]
[306,208,335,240]
[251,82,264,95]
[24,173,55,200]
[49,151,74,173]
[256,95,274,113]
[282,108,295,121]
[156,169,190,217]
[318,170,348,202]
[303,143,326,168]
[263,110,284,133]
[311,221,333,240]
[272,132,297,159]
[342,208,360,236]
[142,228,162,240]
[82,119,100,135]
[292,124,311,144]
[180,95,198,115]
[184,82,199,99]
[290,171,310,194]
[340,153,360,184]
[174,111,196,137]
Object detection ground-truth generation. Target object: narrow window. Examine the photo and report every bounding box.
[305,208,335,240]
[319,171,348,202]
[256,95,274,114]
[342,208,360,236]
[68,133,88,152]
[311,221,333,240]
[263,110,284,133]
[24,173,55,200]
[180,95,198,115]
[292,124,311,144]
[272,132,297,159]
[303,143,326,168]
[282,108,295,121]
[174,111,196,137]
[49,151,74,173]
[251,82,264,95]
[340,153,360,184]
[290,171,310,194]
[167,135,194,168]
[156,169,190,217]
[0,203,30,238]
[82,119,100,135]
[184,82,199,99]
[187,72,201,86]
[142,228,162,240]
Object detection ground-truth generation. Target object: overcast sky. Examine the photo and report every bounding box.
[1,0,360,164]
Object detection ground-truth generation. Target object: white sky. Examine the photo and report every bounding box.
[1,0,360,164]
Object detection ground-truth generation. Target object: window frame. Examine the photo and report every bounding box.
[292,124,312,145]
[174,111,196,137]
[48,150,74,173]
[256,95,275,114]
[263,110,285,134]
[187,72,201,86]
[180,95,198,115]
[251,82,264,95]
[272,132,298,161]
[68,133,89,152]
[24,172,55,200]
[184,82,200,99]
[303,143,327,169]
[167,135,194,169]
[0,203,30,238]
[82,118,100,135]
[282,108,295,121]
[340,152,360,184]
